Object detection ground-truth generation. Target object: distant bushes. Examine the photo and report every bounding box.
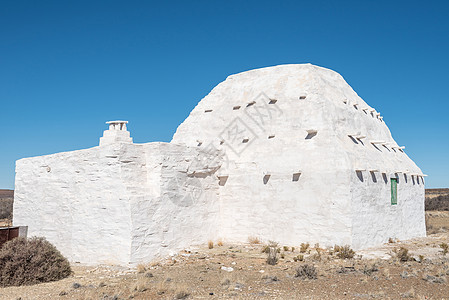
[425,194,449,211]
[0,237,71,287]
[0,197,13,220]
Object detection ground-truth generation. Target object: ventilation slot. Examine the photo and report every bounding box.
[269,99,277,104]
[204,109,213,113]
[305,129,317,139]
[268,135,275,139]
[263,174,271,184]
[247,101,256,107]
[242,138,249,143]
[292,172,301,182]
[233,106,241,110]
[299,95,307,100]
[218,175,228,186]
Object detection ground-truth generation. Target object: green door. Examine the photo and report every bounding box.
[391,178,397,205]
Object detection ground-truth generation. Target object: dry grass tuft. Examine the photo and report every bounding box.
[248,236,261,244]
[295,264,317,279]
[395,247,411,262]
[136,264,147,274]
[217,239,224,247]
[130,277,150,293]
[440,242,448,255]
[300,243,309,253]
[174,285,190,299]
[334,245,355,259]
[208,240,214,249]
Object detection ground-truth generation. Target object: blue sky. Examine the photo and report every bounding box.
[1,0,448,189]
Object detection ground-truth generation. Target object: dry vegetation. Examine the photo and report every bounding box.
[425,188,449,211]
[0,237,72,287]
[0,189,448,298]
[0,189,14,225]
[1,228,449,299]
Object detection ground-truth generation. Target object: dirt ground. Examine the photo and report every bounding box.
[1,212,448,300]
[1,188,448,299]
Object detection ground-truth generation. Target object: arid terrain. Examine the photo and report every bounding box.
[0,190,13,227]
[0,189,448,299]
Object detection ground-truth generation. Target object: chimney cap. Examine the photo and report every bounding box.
[106,120,128,124]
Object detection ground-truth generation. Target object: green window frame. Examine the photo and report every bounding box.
[391,178,397,205]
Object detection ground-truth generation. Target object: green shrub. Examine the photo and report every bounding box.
[0,237,72,287]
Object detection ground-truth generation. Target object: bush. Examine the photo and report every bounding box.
[299,243,309,253]
[0,237,72,287]
[262,241,279,254]
[295,264,317,279]
[266,247,278,265]
[395,247,411,262]
[248,236,261,244]
[0,197,13,220]
[335,245,355,259]
[440,243,448,255]
[425,194,449,211]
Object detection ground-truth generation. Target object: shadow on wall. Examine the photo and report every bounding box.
[382,173,388,184]
[370,171,377,183]
[263,175,271,184]
[356,171,364,182]
[394,173,400,184]
[305,131,317,139]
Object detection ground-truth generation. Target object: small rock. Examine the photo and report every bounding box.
[221,266,234,272]
[144,272,154,278]
[234,282,244,290]
[209,292,214,295]
[72,282,81,289]
[262,275,279,283]
[59,291,67,296]
[221,279,231,287]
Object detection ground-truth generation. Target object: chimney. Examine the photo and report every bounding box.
[99,120,133,146]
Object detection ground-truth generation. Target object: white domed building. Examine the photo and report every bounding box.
[14,64,426,265]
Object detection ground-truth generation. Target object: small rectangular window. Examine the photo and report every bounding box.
[391,178,397,205]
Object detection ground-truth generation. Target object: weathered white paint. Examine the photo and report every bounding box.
[14,64,426,265]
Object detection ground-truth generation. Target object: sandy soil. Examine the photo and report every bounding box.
[1,218,449,300]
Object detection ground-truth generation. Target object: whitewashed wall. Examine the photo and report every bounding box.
[14,64,426,265]
[14,142,221,265]
[173,64,426,249]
